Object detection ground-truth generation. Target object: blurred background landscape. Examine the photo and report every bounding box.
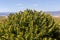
[0,11,60,23]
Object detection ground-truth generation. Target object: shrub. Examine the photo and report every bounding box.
[0,9,60,40]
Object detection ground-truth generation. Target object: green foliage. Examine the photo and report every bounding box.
[0,9,60,40]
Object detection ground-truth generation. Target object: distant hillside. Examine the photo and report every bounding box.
[46,11,60,16]
[0,12,10,16]
[0,11,60,16]
[0,12,15,16]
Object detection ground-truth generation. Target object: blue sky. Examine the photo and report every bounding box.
[0,0,60,12]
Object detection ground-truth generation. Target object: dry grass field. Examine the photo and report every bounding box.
[0,16,7,23]
[54,16,60,23]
